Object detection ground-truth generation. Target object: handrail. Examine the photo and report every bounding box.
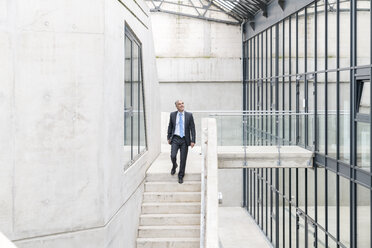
[200,118,219,248]
[188,110,348,114]
[200,150,206,248]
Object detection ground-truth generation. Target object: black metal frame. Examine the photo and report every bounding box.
[242,1,372,247]
[124,25,148,169]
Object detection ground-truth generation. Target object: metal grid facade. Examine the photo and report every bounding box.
[243,0,371,247]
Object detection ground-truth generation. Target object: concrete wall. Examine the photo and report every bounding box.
[218,169,243,207]
[0,0,160,247]
[149,9,243,113]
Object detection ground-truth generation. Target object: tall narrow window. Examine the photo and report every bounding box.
[124,26,147,170]
[356,79,370,171]
[357,80,371,116]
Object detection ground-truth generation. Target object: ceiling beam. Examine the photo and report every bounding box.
[258,1,268,17]
[278,0,285,10]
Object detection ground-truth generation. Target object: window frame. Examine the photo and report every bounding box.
[124,24,148,169]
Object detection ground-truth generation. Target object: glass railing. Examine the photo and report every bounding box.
[191,111,244,146]
[191,111,315,148]
[242,111,315,149]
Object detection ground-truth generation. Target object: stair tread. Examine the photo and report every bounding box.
[137,237,200,241]
[139,225,200,230]
[141,213,200,217]
[142,202,201,206]
[145,181,201,184]
[144,192,201,194]
[146,173,201,177]
[146,172,201,175]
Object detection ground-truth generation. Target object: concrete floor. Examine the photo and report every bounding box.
[219,207,273,248]
[149,144,202,175]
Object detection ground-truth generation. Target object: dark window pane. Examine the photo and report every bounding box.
[358,80,370,115]
[298,79,306,146]
[327,170,337,237]
[327,0,337,69]
[340,0,351,69]
[327,72,337,158]
[291,14,297,74]
[356,0,370,66]
[124,29,147,169]
[317,73,326,153]
[317,166,326,228]
[340,176,350,247]
[284,18,290,76]
[340,70,351,162]
[124,36,132,166]
[317,0,326,71]
[357,184,370,247]
[357,122,370,171]
[307,168,315,220]
[307,3,316,73]
[132,43,139,156]
[139,55,146,153]
[298,10,305,74]
[278,21,283,76]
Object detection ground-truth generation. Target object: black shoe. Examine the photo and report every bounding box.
[178,177,183,184]
[171,168,176,175]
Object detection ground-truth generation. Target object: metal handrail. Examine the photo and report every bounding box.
[188,110,348,113]
[200,152,206,248]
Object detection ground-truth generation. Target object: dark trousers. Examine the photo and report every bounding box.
[170,135,189,179]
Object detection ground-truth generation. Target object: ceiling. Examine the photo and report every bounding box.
[212,0,272,21]
[146,0,277,25]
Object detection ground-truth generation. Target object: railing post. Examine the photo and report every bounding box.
[200,118,219,248]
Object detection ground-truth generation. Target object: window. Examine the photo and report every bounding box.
[242,1,372,247]
[124,26,147,169]
[357,80,370,116]
[356,79,370,171]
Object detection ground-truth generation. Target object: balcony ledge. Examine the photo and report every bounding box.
[218,146,314,168]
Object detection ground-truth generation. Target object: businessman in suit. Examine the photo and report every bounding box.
[167,100,196,184]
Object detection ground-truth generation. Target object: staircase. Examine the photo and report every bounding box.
[136,173,202,248]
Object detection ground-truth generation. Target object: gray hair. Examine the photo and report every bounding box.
[175,100,183,106]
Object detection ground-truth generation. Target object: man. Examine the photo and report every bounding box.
[167,100,196,184]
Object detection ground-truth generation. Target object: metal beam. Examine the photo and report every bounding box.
[249,19,255,30]
[150,8,240,25]
[244,0,315,40]
[146,0,241,25]
[256,0,268,17]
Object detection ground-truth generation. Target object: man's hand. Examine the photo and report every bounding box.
[168,139,171,145]
[190,142,195,148]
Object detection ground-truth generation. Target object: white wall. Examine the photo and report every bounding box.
[218,169,243,207]
[149,9,243,112]
[0,0,160,247]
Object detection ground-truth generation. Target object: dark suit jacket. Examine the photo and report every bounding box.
[167,111,196,146]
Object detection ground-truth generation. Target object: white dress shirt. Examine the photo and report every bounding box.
[174,111,185,137]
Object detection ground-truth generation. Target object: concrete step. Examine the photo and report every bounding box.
[145,181,201,193]
[143,192,201,203]
[136,237,199,248]
[140,214,200,226]
[142,202,201,214]
[138,225,200,238]
[146,173,201,182]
